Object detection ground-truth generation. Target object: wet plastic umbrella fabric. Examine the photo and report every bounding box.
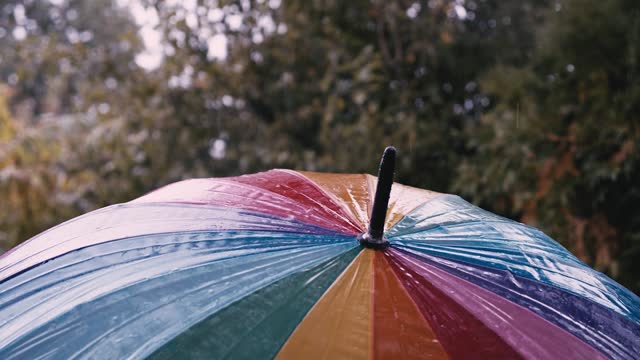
[0,170,638,359]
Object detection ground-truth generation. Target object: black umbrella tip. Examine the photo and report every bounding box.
[359,146,396,250]
[357,231,389,250]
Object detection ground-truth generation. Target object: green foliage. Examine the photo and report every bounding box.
[1,0,639,293]
[457,0,640,289]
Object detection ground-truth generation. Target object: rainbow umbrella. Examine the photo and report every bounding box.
[0,147,639,359]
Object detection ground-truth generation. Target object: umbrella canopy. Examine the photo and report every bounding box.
[0,148,639,360]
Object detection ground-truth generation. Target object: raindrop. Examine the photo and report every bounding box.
[13,4,26,24]
[8,73,18,85]
[464,99,474,110]
[464,81,477,92]
[258,15,276,33]
[222,95,233,107]
[252,32,264,44]
[454,5,467,19]
[208,8,224,22]
[209,139,226,159]
[98,103,110,114]
[251,50,264,63]
[406,3,421,18]
[164,45,176,56]
[268,0,281,9]
[105,77,118,89]
[79,31,93,42]
[66,9,78,21]
[414,66,428,77]
[226,14,243,30]
[65,27,79,43]
[12,26,26,40]
[207,34,227,60]
[186,12,198,29]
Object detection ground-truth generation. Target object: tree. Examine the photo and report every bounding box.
[1,0,638,294]
[0,0,146,248]
[141,0,545,190]
[457,0,640,292]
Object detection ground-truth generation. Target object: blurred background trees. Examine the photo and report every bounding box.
[1,0,639,293]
